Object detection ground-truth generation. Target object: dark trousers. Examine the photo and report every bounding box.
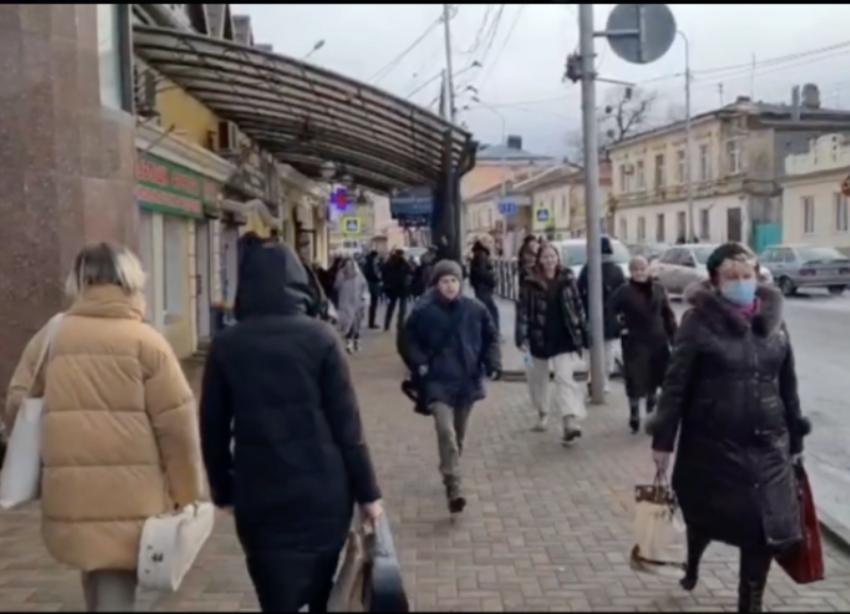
[368,282,381,327]
[246,548,341,613]
[474,289,500,332]
[684,526,773,612]
[384,295,408,330]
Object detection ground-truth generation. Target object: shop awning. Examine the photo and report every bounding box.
[133,25,476,193]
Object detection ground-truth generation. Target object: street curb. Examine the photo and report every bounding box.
[817,507,850,556]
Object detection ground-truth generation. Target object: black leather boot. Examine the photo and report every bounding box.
[681,528,711,591]
[646,393,657,415]
[737,580,765,613]
[628,398,640,434]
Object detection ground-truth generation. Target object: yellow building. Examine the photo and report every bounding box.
[782,134,850,254]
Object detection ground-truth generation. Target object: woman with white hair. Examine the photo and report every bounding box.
[4,242,204,612]
[334,257,368,353]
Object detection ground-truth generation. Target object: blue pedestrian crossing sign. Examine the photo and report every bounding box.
[498,200,516,217]
[342,216,361,236]
[536,208,550,223]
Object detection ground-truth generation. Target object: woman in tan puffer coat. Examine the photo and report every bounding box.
[4,242,204,612]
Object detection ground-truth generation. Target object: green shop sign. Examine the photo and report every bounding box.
[135,153,222,219]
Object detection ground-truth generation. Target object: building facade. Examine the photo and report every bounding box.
[608,90,850,252]
[781,134,850,253]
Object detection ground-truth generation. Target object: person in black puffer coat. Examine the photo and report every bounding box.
[469,240,500,333]
[200,243,383,612]
[402,260,501,514]
[647,242,811,614]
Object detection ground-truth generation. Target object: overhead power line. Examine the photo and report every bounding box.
[476,4,524,90]
[369,13,443,85]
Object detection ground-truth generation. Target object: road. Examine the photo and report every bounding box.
[491,288,850,535]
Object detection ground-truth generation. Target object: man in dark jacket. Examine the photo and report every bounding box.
[363,249,383,329]
[577,235,627,393]
[199,243,383,612]
[381,248,413,331]
[403,260,502,514]
[469,240,500,333]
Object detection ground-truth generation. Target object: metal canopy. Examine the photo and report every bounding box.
[133,25,475,192]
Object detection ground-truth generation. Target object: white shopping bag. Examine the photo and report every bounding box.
[630,473,686,576]
[0,314,64,510]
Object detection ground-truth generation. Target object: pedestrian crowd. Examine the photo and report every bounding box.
[0,232,816,613]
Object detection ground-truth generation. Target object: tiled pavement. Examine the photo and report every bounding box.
[2,331,850,611]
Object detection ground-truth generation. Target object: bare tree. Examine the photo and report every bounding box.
[564,87,659,164]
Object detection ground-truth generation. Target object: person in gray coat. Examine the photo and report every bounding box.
[334,257,367,353]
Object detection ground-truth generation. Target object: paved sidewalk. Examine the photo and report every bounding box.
[2,331,850,611]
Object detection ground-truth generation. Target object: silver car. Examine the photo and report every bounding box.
[649,243,774,299]
[760,244,850,296]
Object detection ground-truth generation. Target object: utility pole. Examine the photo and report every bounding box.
[679,30,694,241]
[578,4,607,404]
[442,3,461,260]
[750,53,756,99]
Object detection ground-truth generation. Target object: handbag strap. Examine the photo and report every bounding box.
[26,314,65,396]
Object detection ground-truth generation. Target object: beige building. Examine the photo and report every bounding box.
[328,191,405,254]
[607,88,850,252]
[525,163,612,237]
[782,133,850,253]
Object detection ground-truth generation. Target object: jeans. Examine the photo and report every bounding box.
[384,295,408,331]
[367,282,381,327]
[527,353,587,422]
[431,402,473,499]
[474,290,500,333]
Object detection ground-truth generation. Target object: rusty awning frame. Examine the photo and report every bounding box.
[133,25,477,193]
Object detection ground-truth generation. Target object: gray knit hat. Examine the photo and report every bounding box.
[430,259,463,286]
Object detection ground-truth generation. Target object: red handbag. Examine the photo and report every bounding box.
[775,464,825,584]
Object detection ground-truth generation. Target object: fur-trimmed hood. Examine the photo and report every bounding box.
[683,279,783,338]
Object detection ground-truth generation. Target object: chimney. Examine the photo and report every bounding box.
[791,85,801,122]
[735,96,751,104]
[801,83,821,109]
[506,135,522,150]
[256,43,273,53]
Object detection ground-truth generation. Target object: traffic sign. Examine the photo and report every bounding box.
[605,4,677,65]
[498,201,516,217]
[341,216,361,235]
[330,186,349,210]
[536,208,550,223]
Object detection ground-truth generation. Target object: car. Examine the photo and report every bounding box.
[625,242,670,263]
[648,243,774,299]
[760,244,850,296]
[549,237,632,279]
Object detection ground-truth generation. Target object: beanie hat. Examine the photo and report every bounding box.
[430,259,463,286]
[600,235,613,255]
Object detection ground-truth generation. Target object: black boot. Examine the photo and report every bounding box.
[737,581,765,613]
[628,398,640,434]
[681,528,711,591]
[645,393,657,415]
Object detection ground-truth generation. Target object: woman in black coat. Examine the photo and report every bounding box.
[609,255,677,433]
[647,242,811,613]
[200,243,383,612]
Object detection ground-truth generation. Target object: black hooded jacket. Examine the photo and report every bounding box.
[200,244,381,554]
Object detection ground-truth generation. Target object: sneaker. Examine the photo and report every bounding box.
[562,417,583,445]
[345,340,354,354]
[353,339,361,352]
[531,415,549,432]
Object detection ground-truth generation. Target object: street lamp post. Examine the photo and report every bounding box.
[303,39,325,60]
[679,30,694,241]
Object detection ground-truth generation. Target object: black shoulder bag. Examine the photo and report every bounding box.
[400,317,463,416]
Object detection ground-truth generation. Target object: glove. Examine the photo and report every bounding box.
[489,369,502,381]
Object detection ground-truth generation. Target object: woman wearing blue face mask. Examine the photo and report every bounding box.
[646,242,811,613]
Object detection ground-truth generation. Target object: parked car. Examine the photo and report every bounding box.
[648,243,774,299]
[549,237,632,278]
[625,242,670,263]
[760,244,850,296]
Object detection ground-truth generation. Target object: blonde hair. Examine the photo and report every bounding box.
[65,242,147,299]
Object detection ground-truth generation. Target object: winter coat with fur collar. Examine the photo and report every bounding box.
[647,280,811,550]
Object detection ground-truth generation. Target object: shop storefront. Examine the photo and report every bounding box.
[136,152,221,358]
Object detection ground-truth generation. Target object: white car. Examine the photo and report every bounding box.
[548,238,632,279]
[649,243,774,299]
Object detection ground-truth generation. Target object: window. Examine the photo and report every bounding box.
[637,216,646,241]
[655,213,665,242]
[699,208,710,240]
[619,164,628,193]
[163,216,186,319]
[560,194,568,221]
[676,150,686,184]
[835,193,848,233]
[726,140,742,174]
[97,4,131,110]
[802,197,815,235]
[619,217,627,241]
[676,211,687,241]
[636,160,646,191]
[654,154,666,190]
[699,144,711,182]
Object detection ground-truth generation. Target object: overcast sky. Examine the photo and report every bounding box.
[237,4,850,156]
